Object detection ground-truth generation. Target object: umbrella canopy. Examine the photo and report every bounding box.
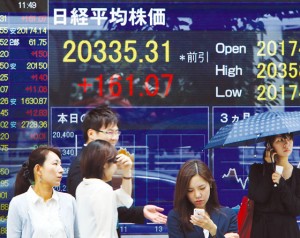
[205,111,300,149]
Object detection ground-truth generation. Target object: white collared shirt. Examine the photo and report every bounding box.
[27,186,67,238]
[76,178,133,238]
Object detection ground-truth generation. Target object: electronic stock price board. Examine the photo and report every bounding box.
[1,0,300,236]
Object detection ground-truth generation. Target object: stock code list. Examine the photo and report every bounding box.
[0,2,48,235]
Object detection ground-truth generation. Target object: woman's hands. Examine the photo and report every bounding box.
[272,171,282,185]
[116,153,133,196]
[265,146,282,185]
[190,213,240,237]
[116,153,132,176]
[264,147,277,164]
[190,212,217,237]
[224,233,240,238]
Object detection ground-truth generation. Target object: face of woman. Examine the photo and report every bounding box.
[187,174,210,209]
[272,134,293,158]
[103,162,117,181]
[39,151,63,187]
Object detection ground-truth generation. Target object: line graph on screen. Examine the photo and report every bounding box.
[222,168,249,190]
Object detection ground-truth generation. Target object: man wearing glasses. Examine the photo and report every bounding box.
[67,105,167,237]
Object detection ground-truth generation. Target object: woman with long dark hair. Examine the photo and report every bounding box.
[7,146,79,238]
[167,159,238,238]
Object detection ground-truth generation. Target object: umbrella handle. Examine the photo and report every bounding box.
[270,150,279,171]
[273,163,278,187]
[272,159,278,187]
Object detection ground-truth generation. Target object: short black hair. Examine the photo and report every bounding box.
[82,105,119,142]
[265,133,293,146]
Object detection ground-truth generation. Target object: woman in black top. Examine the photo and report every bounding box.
[248,133,300,238]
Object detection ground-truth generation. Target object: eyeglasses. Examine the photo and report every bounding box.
[94,129,121,137]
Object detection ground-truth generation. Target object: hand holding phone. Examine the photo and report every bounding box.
[193,208,205,218]
[265,143,278,164]
[275,165,283,175]
[274,165,284,187]
[270,150,278,163]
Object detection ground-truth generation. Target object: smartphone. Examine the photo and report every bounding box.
[193,208,205,218]
[266,143,278,162]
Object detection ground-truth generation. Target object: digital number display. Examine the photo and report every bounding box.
[1,0,300,236]
[63,39,170,63]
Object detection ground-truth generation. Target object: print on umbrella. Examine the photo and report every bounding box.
[205,111,300,149]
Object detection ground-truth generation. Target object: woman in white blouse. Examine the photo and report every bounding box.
[7,146,79,238]
[76,139,133,238]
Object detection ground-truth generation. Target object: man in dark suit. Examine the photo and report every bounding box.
[67,105,167,237]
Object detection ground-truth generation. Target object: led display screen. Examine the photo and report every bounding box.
[1,0,300,236]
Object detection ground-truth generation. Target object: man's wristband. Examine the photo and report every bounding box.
[123,176,132,180]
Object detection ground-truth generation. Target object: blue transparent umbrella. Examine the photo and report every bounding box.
[204,111,300,149]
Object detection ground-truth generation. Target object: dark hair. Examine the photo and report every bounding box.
[82,105,119,142]
[14,146,61,196]
[265,133,293,147]
[173,159,220,232]
[80,139,117,179]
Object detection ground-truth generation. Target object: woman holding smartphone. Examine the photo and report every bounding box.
[167,160,239,238]
[248,133,300,238]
